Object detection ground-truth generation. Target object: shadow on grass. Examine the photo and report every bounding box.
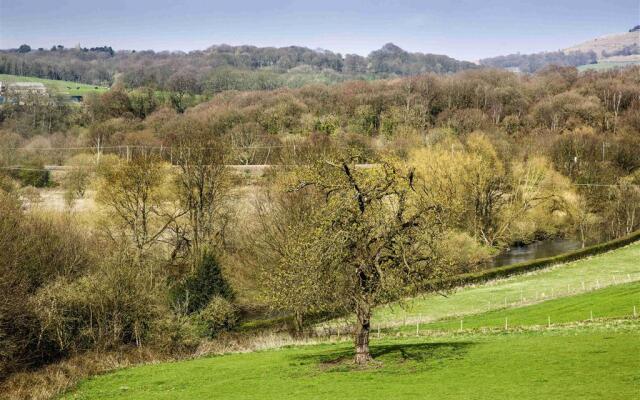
[293,341,474,372]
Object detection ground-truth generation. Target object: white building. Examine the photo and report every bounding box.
[7,82,47,95]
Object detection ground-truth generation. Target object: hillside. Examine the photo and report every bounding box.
[564,31,639,59]
[319,241,640,330]
[480,28,640,72]
[60,243,640,400]
[62,328,639,400]
[0,43,477,93]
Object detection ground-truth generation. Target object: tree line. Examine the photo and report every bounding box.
[0,42,477,91]
[479,50,598,73]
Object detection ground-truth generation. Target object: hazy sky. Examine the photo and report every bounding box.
[1,0,637,60]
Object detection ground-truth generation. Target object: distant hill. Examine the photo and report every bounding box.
[480,27,640,73]
[0,43,477,93]
[564,31,639,60]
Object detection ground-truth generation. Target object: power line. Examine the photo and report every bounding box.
[2,165,639,188]
[3,144,354,151]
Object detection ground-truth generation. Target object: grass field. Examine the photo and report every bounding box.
[577,61,640,72]
[395,281,639,333]
[370,242,640,326]
[62,325,640,400]
[0,74,108,96]
[57,243,640,399]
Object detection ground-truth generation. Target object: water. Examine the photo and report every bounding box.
[491,238,583,268]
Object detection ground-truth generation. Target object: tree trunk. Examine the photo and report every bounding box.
[293,311,304,336]
[354,305,372,364]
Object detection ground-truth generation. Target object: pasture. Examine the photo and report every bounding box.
[0,74,107,96]
[60,244,640,400]
[62,326,640,400]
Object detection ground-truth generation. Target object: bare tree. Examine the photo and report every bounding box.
[96,154,184,258]
[173,138,232,256]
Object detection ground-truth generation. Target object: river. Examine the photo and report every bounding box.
[491,238,584,268]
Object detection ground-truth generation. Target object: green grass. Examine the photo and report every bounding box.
[62,326,640,400]
[577,61,640,72]
[0,74,108,96]
[396,281,640,333]
[61,244,640,399]
[371,243,640,325]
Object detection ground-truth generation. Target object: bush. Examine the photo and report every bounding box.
[11,164,50,188]
[0,174,18,193]
[440,231,495,273]
[197,296,239,338]
[151,314,201,354]
[62,154,95,207]
[33,256,164,352]
[0,194,93,377]
[171,251,233,314]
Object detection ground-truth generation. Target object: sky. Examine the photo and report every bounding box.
[0,0,638,61]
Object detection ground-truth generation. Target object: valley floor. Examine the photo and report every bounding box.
[61,243,640,400]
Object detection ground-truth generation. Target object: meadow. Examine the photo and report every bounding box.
[0,74,107,96]
[577,61,640,71]
[59,244,640,400]
[62,325,639,400]
[397,281,639,333]
[371,242,640,326]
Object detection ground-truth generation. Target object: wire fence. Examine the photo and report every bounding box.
[312,271,640,339]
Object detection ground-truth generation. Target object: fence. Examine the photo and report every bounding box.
[311,270,640,339]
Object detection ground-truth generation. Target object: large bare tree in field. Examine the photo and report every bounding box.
[260,155,451,364]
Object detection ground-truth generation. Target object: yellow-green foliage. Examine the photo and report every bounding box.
[410,132,576,248]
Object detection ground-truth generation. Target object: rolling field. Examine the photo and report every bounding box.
[396,281,639,333]
[577,61,640,72]
[62,326,640,400]
[0,74,108,96]
[371,242,640,326]
[60,242,640,400]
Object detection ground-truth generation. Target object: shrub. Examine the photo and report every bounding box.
[0,194,93,377]
[11,163,50,188]
[440,231,495,273]
[62,154,95,207]
[0,174,18,193]
[33,256,164,352]
[171,251,233,314]
[438,108,489,135]
[151,314,201,354]
[197,296,239,338]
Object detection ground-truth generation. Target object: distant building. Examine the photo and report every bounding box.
[0,82,48,105]
[6,82,47,95]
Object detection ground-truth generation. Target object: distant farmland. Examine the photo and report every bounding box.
[0,73,108,96]
[578,61,640,72]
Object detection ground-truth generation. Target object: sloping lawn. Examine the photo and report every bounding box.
[396,281,640,333]
[372,243,640,325]
[62,326,640,400]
